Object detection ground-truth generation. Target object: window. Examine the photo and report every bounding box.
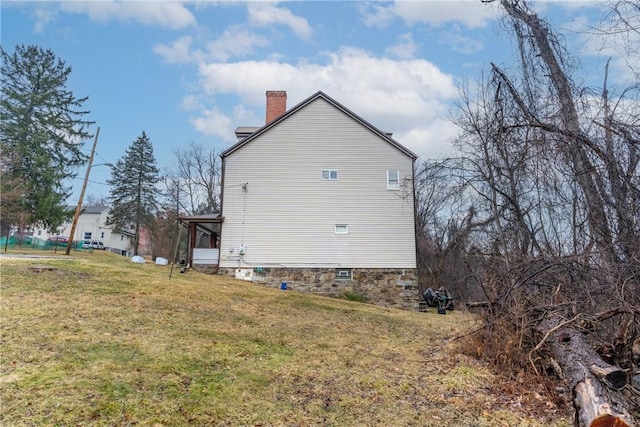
[83,232,92,240]
[321,169,338,180]
[335,268,352,279]
[387,169,400,190]
[334,224,348,234]
[100,232,105,239]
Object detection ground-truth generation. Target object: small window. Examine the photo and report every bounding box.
[387,169,400,190]
[336,268,352,279]
[334,224,348,234]
[83,232,92,240]
[101,232,105,239]
[321,169,338,180]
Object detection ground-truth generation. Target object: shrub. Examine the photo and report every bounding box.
[343,290,366,303]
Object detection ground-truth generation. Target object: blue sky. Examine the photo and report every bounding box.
[1,1,631,203]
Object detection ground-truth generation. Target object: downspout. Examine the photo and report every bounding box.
[411,156,420,289]
[218,154,226,270]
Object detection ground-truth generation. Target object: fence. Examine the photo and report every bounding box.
[0,236,88,252]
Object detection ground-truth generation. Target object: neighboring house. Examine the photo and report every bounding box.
[35,206,133,255]
[218,91,418,309]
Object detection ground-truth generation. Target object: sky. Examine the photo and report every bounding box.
[1,1,633,204]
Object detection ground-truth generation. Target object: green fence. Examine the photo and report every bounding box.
[0,236,87,251]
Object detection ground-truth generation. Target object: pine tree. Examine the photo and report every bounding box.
[107,131,160,255]
[0,45,94,232]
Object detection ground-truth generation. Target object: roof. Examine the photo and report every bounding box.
[117,229,136,237]
[220,91,417,160]
[179,213,223,222]
[234,126,261,140]
[178,213,223,235]
[72,206,109,214]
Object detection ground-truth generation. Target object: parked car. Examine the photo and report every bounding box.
[47,236,69,246]
[82,240,105,250]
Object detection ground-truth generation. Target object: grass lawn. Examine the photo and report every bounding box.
[0,250,571,426]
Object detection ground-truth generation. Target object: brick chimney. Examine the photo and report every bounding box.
[265,90,287,124]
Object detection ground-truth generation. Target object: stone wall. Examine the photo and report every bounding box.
[218,267,419,310]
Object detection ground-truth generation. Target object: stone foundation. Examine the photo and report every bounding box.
[192,264,218,274]
[218,267,419,310]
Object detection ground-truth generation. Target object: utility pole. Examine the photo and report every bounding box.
[169,181,180,279]
[65,127,100,256]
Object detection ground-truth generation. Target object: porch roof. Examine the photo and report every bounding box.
[178,213,223,235]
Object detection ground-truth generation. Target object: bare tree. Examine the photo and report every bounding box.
[493,0,639,263]
[589,0,639,81]
[158,143,222,261]
[165,142,221,216]
[84,194,109,207]
[427,1,640,425]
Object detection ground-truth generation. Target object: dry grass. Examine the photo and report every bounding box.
[0,250,571,426]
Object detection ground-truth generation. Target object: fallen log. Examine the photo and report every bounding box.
[538,316,635,427]
[589,365,627,391]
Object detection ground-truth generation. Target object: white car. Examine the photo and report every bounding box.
[82,240,105,250]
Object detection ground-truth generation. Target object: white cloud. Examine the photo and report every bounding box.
[552,1,602,12]
[580,16,639,84]
[438,26,484,54]
[247,2,313,39]
[193,47,459,160]
[154,36,196,64]
[386,33,419,59]
[179,95,200,111]
[205,26,271,62]
[155,26,272,64]
[189,107,233,139]
[31,6,58,34]
[396,118,460,160]
[59,1,196,29]
[231,104,262,131]
[550,3,639,85]
[358,2,397,28]
[360,0,501,29]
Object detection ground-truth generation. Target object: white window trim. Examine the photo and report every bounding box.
[321,169,338,181]
[334,224,349,234]
[336,268,352,279]
[387,169,400,190]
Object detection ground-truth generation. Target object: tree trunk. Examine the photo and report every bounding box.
[539,316,635,427]
[499,0,616,262]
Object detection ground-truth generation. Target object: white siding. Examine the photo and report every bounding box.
[220,98,416,269]
[193,248,220,265]
[56,208,132,253]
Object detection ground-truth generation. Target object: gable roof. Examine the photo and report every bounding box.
[220,91,417,160]
[65,205,109,215]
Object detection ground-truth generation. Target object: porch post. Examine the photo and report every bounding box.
[189,222,196,267]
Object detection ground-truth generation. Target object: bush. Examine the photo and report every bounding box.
[342,290,366,303]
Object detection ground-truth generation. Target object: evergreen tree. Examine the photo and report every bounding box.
[107,131,160,255]
[0,45,94,231]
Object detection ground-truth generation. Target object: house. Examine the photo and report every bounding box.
[218,91,418,309]
[34,206,133,255]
